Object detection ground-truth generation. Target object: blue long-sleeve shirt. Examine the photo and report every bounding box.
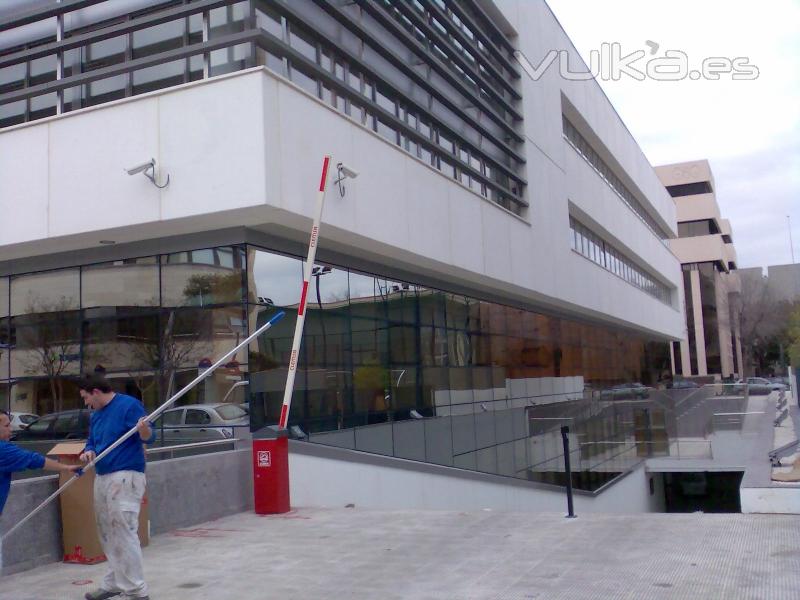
[0,442,46,515]
[84,393,155,475]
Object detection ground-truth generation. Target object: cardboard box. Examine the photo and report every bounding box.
[47,442,149,564]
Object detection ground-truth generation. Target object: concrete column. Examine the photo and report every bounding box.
[690,270,707,376]
[716,273,733,378]
[680,338,692,375]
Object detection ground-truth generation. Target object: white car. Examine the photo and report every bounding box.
[152,403,249,443]
[9,412,38,431]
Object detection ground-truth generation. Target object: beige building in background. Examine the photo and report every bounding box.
[656,160,743,379]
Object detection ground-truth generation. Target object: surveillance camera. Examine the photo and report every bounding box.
[125,159,155,176]
[337,162,359,179]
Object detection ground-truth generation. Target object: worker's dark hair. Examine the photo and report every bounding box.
[77,373,113,394]
[0,409,9,419]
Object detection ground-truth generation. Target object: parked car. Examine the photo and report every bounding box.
[733,377,787,395]
[601,383,649,400]
[14,409,91,441]
[9,412,38,431]
[152,403,249,444]
[666,379,700,389]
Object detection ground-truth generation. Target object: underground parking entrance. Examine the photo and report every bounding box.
[662,471,745,513]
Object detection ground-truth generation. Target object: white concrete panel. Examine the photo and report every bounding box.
[48,99,161,236]
[525,377,542,399]
[404,159,452,264]
[274,82,356,226]
[447,187,485,275]
[741,488,800,514]
[0,125,49,244]
[480,200,513,284]
[351,135,409,251]
[159,74,266,220]
[290,450,659,514]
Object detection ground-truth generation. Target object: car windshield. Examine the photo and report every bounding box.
[215,404,247,421]
[27,415,55,433]
[155,410,183,427]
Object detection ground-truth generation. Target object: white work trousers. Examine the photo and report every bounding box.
[94,470,149,598]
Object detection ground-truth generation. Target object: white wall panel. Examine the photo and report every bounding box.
[0,125,49,244]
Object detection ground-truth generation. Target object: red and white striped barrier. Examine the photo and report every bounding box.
[278,155,332,429]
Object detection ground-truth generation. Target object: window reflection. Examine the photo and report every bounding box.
[0,243,672,483]
[10,269,79,316]
[161,246,245,307]
[247,248,303,306]
[82,257,159,308]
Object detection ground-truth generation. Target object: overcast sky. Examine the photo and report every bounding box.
[545,0,800,270]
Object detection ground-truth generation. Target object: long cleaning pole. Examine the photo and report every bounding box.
[2,310,286,542]
[278,155,332,429]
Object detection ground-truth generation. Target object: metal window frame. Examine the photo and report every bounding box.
[386,0,521,116]
[351,0,523,143]
[0,0,231,70]
[459,0,517,56]
[269,4,524,191]
[0,0,106,32]
[442,0,518,77]
[0,29,259,106]
[261,31,526,208]
[312,0,524,162]
[419,0,519,97]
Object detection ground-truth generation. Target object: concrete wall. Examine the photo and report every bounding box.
[1,475,61,575]
[741,487,800,514]
[146,448,253,534]
[0,449,253,574]
[290,441,662,514]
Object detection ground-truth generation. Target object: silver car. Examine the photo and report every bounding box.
[152,403,249,444]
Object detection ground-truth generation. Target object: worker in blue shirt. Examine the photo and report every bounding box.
[0,410,79,515]
[78,374,155,600]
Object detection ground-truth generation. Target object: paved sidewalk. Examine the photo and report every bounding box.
[4,507,800,600]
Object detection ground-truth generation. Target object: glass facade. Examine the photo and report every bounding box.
[3,242,672,486]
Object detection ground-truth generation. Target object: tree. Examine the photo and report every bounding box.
[737,275,796,376]
[125,309,211,405]
[18,296,80,414]
[787,304,800,367]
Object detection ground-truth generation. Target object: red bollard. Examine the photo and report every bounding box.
[252,430,290,514]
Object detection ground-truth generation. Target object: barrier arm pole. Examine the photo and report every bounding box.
[2,310,286,543]
[278,155,332,430]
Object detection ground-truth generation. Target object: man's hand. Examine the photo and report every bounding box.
[43,458,84,475]
[137,417,153,441]
[79,450,96,463]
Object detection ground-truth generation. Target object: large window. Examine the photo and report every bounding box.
[3,242,671,484]
[563,116,669,242]
[569,216,672,305]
